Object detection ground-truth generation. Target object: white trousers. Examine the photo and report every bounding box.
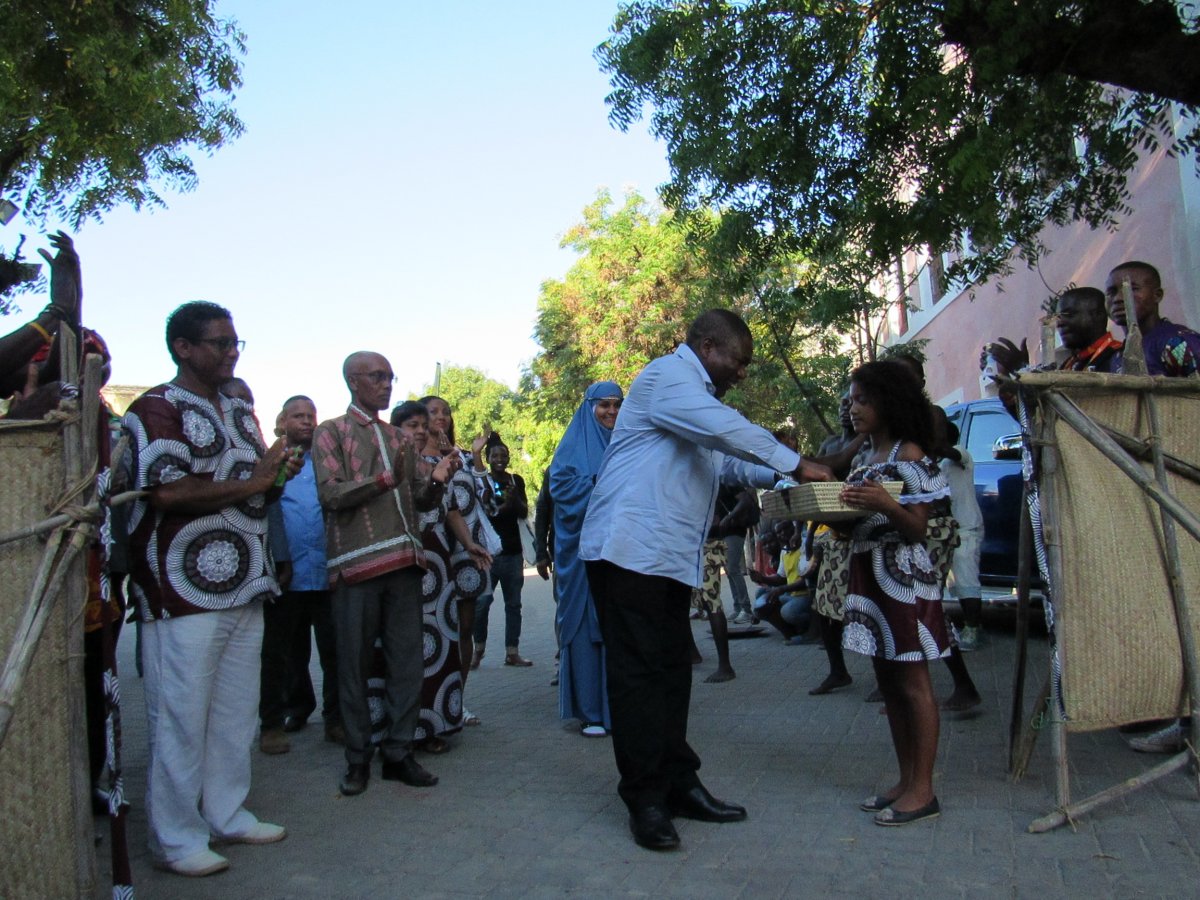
[142,603,264,862]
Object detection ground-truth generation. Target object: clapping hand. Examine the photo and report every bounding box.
[432,448,463,484]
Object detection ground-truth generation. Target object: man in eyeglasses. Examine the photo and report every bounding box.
[123,301,301,877]
[312,352,460,797]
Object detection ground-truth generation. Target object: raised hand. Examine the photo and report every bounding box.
[37,231,82,324]
[984,337,1028,376]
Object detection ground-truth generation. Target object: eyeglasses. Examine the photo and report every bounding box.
[194,337,245,354]
[355,370,396,385]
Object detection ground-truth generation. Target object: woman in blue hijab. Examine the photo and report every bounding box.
[550,381,623,737]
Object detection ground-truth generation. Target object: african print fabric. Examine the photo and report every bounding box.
[368,456,486,744]
[812,529,852,621]
[124,383,278,620]
[690,538,726,613]
[840,445,955,662]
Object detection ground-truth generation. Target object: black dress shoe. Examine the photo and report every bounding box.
[629,805,681,851]
[668,785,747,823]
[381,754,439,787]
[339,763,370,796]
[282,714,308,733]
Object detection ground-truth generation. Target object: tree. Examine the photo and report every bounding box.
[598,0,1200,285]
[0,0,245,301]
[527,190,853,451]
[528,189,718,423]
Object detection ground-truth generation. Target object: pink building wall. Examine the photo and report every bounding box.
[889,144,1200,405]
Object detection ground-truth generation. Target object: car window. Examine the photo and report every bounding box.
[965,410,1018,460]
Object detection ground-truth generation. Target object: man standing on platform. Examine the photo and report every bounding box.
[580,309,831,851]
[1106,261,1200,377]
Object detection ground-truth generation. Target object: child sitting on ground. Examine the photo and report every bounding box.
[749,519,813,642]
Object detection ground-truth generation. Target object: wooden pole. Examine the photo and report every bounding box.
[1101,424,1200,485]
[1017,371,1200,392]
[1144,394,1200,795]
[0,490,144,548]
[0,528,89,748]
[1011,674,1051,781]
[1028,750,1192,833]
[65,353,100,894]
[1008,487,1034,773]
[1035,399,1072,810]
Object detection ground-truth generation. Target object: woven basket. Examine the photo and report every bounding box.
[761,481,902,523]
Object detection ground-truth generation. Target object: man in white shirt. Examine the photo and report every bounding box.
[581,309,830,851]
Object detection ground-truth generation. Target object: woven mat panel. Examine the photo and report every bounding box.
[1047,391,1200,731]
[0,427,86,899]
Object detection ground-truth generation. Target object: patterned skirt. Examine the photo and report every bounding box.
[841,516,956,662]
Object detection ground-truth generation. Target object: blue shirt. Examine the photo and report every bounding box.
[580,343,801,587]
[280,452,329,591]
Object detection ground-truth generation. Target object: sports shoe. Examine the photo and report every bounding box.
[1128,720,1187,754]
[956,625,982,652]
[731,611,752,626]
[215,821,287,845]
[158,848,229,877]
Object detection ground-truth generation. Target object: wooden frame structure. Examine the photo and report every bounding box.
[0,332,112,898]
[1005,371,1200,833]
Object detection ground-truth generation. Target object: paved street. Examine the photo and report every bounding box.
[102,572,1200,898]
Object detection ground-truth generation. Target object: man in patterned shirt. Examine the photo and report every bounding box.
[124,302,300,877]
[312,351,459,797]
[1106,261,1200,377]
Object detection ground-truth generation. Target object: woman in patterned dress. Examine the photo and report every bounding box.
[838,360,955,827]
[373,402,491,754]
[419,395,494,726]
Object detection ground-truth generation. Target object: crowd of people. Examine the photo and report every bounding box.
[3,235,1198,873]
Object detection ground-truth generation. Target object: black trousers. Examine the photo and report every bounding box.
[586,560,702,812]
[259,589,340,730]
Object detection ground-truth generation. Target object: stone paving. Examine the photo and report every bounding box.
[102,573,1200,898]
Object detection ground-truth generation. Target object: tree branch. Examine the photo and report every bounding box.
[941,0,1200,107]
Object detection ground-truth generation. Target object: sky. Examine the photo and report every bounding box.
[27,0,670,423]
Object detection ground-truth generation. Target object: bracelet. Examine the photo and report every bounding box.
[470,468,487,477]
[27,319,52,343]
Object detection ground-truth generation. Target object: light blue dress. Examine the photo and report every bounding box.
[551,381,622,728]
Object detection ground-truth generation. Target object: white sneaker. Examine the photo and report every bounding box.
[1128,720,1187,754]
[731,611,752,626]
[215,821,287,844]
[158,848,229,877]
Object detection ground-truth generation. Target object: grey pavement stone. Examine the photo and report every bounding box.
[96,572,1200,898]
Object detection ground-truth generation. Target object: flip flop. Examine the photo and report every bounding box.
[874,798,940,826]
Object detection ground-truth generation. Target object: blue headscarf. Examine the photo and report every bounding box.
[552,381,623,483]
[549,380,623,727]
